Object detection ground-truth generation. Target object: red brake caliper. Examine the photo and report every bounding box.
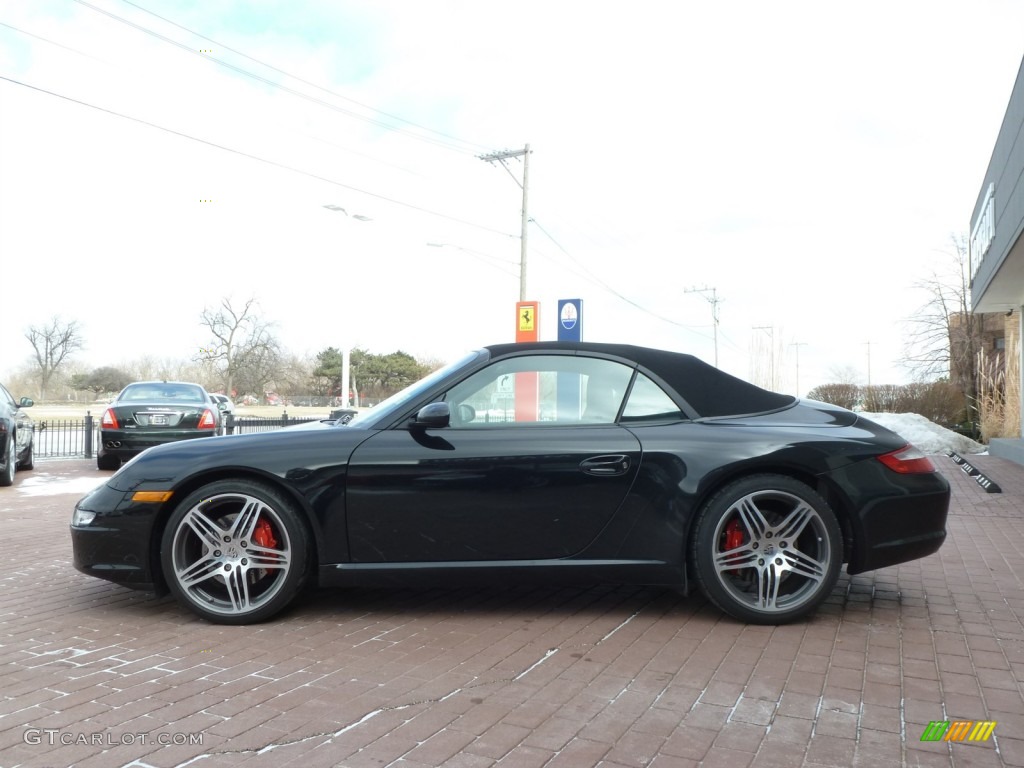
[723,518,745,551]
[252,518,278,550]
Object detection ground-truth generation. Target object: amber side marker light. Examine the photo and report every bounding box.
[131,491,174,503]
[878,445,936,474]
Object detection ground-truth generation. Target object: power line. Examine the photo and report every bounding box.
[0,74,516,238]
[426,243,519,279]
[529,219,714,340]
[0,21,108,63]
[1,17,445,184]
[117,0,491,153]
[71,0,488,154]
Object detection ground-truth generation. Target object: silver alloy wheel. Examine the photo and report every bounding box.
[711,488,832,614]
[168,492,292,617]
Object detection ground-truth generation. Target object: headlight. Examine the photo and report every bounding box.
[72,508,97,526]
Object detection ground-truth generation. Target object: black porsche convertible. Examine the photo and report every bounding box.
[71,342,950,625]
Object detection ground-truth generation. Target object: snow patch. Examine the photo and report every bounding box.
[859,412,985,455]
[17,473,105,497]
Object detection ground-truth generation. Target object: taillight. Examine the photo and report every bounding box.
[878,445,936,474]
[198,409,217,429]
[101,409,119,428]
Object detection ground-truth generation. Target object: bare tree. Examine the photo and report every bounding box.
[828,365,862,386]
[275,353,314,397]
[903,235,982,422]
[232,339,283,398]
[198,297,280,397]
[749,327,788,392]
[25,317,85,399]
[862,384,903,412]
[806,383,860,410]
[70,366,132,396]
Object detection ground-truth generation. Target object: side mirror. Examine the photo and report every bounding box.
[18,397,34,408]
[413,402,450,429]
[457,403,476,424]
[216,401,228,411]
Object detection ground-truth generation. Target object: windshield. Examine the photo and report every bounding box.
[345,350,482,428]
[120,383,206,403]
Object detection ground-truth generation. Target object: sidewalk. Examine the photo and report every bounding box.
[0,456,1021,767]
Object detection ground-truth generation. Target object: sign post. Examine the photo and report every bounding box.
[514,302,539,421]
[557,299,583,419]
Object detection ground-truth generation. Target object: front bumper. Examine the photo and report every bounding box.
[71,482,163,591]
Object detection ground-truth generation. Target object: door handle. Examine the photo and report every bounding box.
[580,455,631,476]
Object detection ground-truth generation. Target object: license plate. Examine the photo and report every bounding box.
[149,415,168,426]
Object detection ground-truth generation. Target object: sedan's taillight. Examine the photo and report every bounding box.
[101,409,119,429]
[197,409,217,429]
[877,445,936,474]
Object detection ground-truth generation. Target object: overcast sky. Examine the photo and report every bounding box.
[2,0,1023,395]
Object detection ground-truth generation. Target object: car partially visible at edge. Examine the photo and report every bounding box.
[0,382,34,486]
[210,393,236,418]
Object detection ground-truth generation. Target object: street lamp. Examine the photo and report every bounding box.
[323,204,372,221]
[324,204,373,406]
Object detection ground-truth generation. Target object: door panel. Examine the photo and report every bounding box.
[346,426,642,562]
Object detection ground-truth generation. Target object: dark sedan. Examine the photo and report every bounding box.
[0,382,34,486]
[72,342,950,625]
[97,381,222,470]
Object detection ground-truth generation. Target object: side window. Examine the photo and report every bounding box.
[444,355,633,426]
[621,373,684,422]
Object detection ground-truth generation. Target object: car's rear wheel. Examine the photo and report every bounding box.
[160,479,310,624]
[1,434,14,486]
[97,453,120,471]
[18,440,33,471]
[691,474,842,624]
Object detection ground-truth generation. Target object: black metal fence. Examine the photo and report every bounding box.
[31,412,323,459]
[32,417,96,458]
[228,414,322,434]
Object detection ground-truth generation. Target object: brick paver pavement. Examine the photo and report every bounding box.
[0,456,1022,767]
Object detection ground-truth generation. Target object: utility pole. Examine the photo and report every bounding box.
[479,145,531,301]
[684,286,721,366]
[790,342,807,397]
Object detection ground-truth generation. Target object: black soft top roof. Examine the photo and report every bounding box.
[485,341,796,418]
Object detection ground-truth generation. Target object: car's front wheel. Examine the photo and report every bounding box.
[691,474,842,624]
[160,480,311,624]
